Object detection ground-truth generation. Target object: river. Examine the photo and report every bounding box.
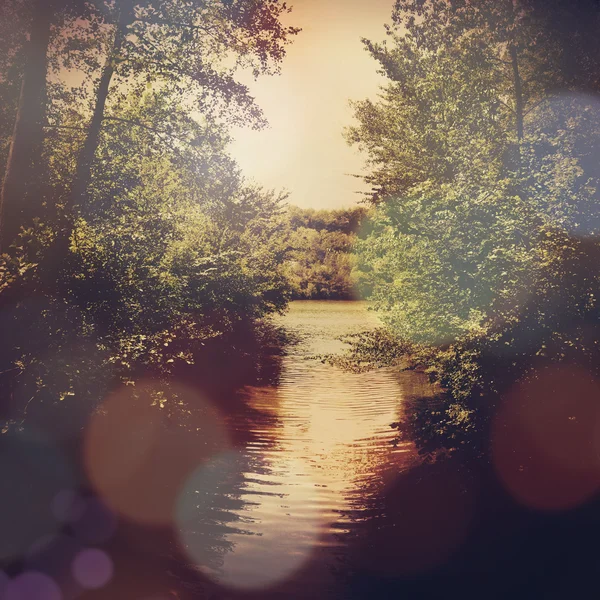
[170,300,436,598]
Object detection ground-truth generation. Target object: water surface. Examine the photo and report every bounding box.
[177,300,434,597]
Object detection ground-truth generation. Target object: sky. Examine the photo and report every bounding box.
[229,0,395,210]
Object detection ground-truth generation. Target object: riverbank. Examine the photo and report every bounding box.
[0,300,435,599]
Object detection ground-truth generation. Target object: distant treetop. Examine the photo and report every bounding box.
[286,205,368,235]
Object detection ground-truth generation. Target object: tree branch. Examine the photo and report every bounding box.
[132,15,219,36]
[43,124,86,131]
[101,116,201,160]
[102,116,177,138]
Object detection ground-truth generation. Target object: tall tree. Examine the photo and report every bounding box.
[348,0,600,344]
[0,0,54,253]
[66,0,299,232]
[0,0,108,253]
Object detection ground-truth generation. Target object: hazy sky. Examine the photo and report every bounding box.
[229,0,394,210]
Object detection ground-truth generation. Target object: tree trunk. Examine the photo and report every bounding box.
[509,43,524,143]
[0,0,52,254]
[69,1,134,218]
[46,0,133,288]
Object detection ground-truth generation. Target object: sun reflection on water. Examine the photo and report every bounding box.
[173,301,423,593]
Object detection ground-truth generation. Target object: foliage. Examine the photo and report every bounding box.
[346,0,600,458]
[280,205,368,299]
[322,327,411,373]
[0,1,298,427]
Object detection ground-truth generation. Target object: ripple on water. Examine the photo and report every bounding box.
[176,301,435,597]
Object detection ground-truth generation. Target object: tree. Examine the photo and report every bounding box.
[0,1,299,426]
[0,0,53,252]
[0,83,292,425]
[348,0,600,345]
[0,0,108,253]
[63,0,299,241]
[0,0,299,254]
[281,206,366,299]
[345,0,600,458]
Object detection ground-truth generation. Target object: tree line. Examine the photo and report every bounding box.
[346,0,600,459]
[281,205,368,300]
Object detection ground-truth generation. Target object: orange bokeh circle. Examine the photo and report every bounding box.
[84,381,231,526]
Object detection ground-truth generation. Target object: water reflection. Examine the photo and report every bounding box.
[175,301,436,597]
[0,301,437,599]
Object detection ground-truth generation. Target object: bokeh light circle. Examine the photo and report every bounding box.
[24,533,84,600]
[84,381,231,525]
[4,572,62,600]
[52,490,86,524]
[70,497,117,545]
[72,549,114,590]
[492,365,600,511]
